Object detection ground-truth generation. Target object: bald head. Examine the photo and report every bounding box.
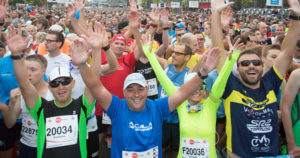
[258,22,268,36]
[181,33,198,53]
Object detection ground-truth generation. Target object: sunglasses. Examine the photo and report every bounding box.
[49,78,73,88]
[238,60,262,67]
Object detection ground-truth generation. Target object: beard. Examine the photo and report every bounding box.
[239,70,263,86]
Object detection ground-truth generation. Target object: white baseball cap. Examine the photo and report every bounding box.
[123,73,147,90]
[49,67,72,82]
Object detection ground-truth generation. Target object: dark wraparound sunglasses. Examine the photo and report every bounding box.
[49,78,73,88]
[238,60,262,67]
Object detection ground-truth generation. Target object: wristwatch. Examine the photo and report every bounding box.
[289,15,300,20]
[10,54,24,60]
[197,70,208,80]
[102,44,110,51]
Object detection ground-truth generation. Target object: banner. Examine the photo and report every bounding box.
[266,0,282,6]
[189,1,198,8]
[171,2,180,8]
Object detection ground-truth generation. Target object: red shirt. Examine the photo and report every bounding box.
[96,51,137,116]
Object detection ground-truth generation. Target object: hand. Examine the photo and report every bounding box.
[159,9,169,28]
[66,3,76,19]
[200,47,220,75]
[148,8,160,24]
[0,0,8,20]
[221,6,233,28]
[129,0,137,13]
[211,0,234,13]
[81,22,107,49]
[70,38,91,66]
[9,88,21,107]
[128,10,140,29]
[232,38,246,51]
[74,0,84,12]
[288,0,300,16]
[288,145,300,157]
[4,24,31,54]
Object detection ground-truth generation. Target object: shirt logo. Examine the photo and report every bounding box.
[129,122,152,132]
[246,119,272,133]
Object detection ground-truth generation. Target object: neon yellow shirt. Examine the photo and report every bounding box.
[143,45,240,158]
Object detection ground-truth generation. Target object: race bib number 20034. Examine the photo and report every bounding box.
[182,138,209,158]
[46,115,78,148]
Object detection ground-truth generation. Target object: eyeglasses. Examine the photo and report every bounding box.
[172,51,187,56]
[238,60,262,67]
[49,78,73,88]
[45,39,58,43]
[198,38,205,41]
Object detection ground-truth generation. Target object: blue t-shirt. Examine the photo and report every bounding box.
[158,64,189,123]
[222,66,283,157]
[205,69,226,118]
[107,95,170,158]
[0,56,18,119]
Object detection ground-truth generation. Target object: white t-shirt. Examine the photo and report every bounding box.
[19,90,54,147]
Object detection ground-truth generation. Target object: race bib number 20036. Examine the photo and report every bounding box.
[182,138,209,158]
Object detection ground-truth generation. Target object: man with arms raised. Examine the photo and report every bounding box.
[5,24,96,158]
[216,0,300,157]
[74,38,220,157]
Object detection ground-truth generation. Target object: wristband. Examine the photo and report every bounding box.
[102,44,110,51]
[197,70,208,80]
[289,15,300,20]
[163,27,170,30]
[10,54,24,60]
[151,23,158,28]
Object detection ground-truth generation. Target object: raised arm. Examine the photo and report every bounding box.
[1,88,21,128]
[0,0,8,21]
[70,38,95,105]
[211,0,234,73]
[155,9,169,57]
[282,69,300,157]
[128,3,144,60]
[71,39,112,111]
[67,2,89,37]
[4,24,38,110]
[168,48,220,112]
[275,0,300,76]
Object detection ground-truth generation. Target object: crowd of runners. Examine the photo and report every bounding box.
[1,0,300,157]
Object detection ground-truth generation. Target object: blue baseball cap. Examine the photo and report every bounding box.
[175,23,184,28]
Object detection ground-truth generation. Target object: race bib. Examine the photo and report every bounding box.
[46,115,78,148]
[102,112,111,125]
[122,146,158,158]
[182,138,209,158]
[21,117,38,144]
[146,78,158,96]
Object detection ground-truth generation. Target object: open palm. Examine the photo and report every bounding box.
[81,22,107,49]
[4,24,30,54]
[0,0,7,20]
[211,0,234,13]
[201,47,220,74]
[288,0,300,16]
[70,38,90,66]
